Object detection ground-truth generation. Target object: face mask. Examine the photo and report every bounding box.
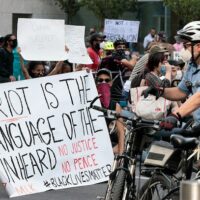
[94,43,100,51]
[175,70,183,80]
[160,65,166,76]
[11,39,18,49]
[97,83,111,108]
[100,41,105,49]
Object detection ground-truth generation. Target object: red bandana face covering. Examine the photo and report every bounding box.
[97,83,111,108]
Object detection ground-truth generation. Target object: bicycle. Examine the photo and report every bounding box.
[139,133,200,200]
[90,96,161,200]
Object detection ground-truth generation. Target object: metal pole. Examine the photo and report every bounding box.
[164,5,168,35]
[181,181,200,200]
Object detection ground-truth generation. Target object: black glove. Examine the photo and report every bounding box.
[141,85,164,100]
[160,113,181,130]
[179,124,200,137]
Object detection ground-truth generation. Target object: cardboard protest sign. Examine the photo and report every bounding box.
[104,19,140,43]
[0,71,114,197]
[17,18,68,61]
[65,25,92,64]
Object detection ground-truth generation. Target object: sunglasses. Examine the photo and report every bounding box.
[97,78,111,83]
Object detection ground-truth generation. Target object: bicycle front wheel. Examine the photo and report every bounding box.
[108,169,127,200]
[139,175,178,200]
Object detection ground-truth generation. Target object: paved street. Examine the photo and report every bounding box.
[0,183,107,200]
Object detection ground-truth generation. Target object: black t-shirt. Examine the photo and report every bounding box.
[100,56,127,102]
[0,48,14,80]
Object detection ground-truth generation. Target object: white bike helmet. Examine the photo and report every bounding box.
[177,21,200,42]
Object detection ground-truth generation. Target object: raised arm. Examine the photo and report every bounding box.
[48,61,63,76]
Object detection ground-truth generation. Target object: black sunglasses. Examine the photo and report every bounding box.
[97,78,111,83]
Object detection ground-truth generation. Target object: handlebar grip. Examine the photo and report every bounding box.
[91,105,108,114]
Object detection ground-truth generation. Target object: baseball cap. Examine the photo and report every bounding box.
[149,45,168,55]
[89,33,106,43]
[96,68,112,79]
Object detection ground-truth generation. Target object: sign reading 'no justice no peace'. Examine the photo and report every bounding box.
[0,71,113,197]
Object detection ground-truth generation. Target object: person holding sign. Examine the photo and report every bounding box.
[0,34,17,83]
[18,48,64,79]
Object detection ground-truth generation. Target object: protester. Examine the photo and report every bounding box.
[0,36,4,48]
[173,35,184,52]
[101,41,115,58]
[0,34,17,83]
[85,27,97,47]
[154,31,167,43]
[100,38,137,103]
[144,46,171,87]
[143,27,156,50]
[84,33,105,72]
[96,68,125,154]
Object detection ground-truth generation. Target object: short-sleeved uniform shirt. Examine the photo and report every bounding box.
[178,61,200,124]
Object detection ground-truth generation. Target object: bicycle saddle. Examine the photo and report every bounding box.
[170,134,198,150]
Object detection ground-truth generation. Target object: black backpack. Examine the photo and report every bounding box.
[130,70,144,88]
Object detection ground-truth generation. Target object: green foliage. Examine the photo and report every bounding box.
[164,0,200,23]
[54,0,83,24]
[80,0,137,27]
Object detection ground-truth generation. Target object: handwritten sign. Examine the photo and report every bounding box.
[104,19,140,43]
[65,25,92,64]
[17,18,68,61]
[0,71,114,197]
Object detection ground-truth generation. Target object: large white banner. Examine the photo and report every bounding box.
[104,19,140,43]
[17,18,68,61]
[0,71,113,197]
[65,25,92,64]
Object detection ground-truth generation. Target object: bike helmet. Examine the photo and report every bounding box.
[177,21,200,42]
[103,41,114,50]
[113,38,127,48]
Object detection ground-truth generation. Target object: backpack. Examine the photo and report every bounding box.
[130,70,144,88]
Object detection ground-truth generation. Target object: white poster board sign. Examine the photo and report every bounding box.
[65,25,92,64]
[104,19,140,43]
[0,71,113,197]
[17,18,68,61]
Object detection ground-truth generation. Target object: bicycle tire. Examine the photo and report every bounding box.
[109,169,127,200]
[139,175,178,200]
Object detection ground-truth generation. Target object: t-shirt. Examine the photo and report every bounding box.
[100,56,127,102]
[0,48,14,82]
[85,47,101,71]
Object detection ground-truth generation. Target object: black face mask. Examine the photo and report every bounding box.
[94,43,100,51]
[11,39,18,49]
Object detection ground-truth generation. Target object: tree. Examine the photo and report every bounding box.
[80,0,138,29]
[54,0,83,24]
[164,0,200,24]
